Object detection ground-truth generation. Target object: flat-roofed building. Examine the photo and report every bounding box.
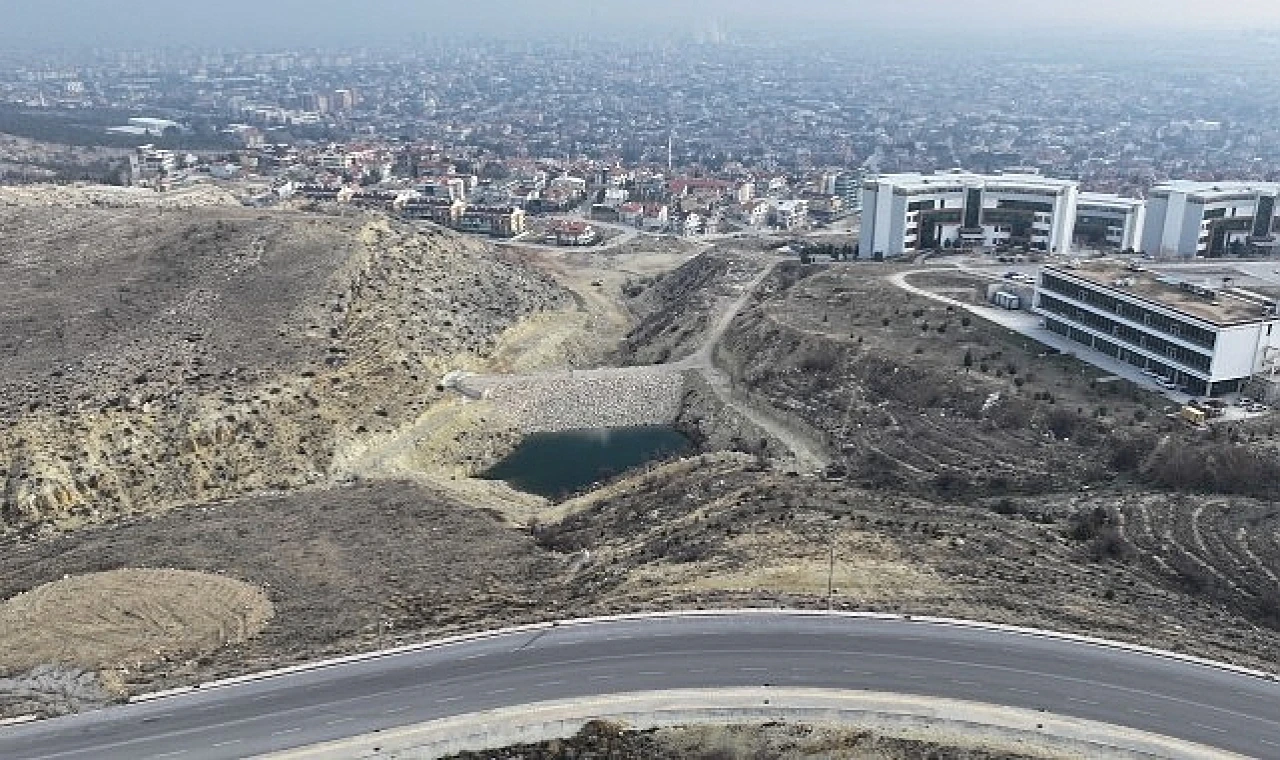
[1141,180,1280,258]
[1074,193,1146,252]
[1035,262,1280,396]
[861,169,1078,257]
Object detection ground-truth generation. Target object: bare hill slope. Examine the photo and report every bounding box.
[0,205,570,531]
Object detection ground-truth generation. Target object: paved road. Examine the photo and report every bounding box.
[2,613,1278,759]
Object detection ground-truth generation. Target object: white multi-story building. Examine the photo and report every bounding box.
[1074,193,1146,252]
[1035,262,1280,397]
[860,170,1079,257]
[1140,180,1280,258]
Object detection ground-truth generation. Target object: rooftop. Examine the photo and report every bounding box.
[868,169,1077,194]
[1151,180,1280,200]
[1047,262,1280,326]
[1077,192,1144,211]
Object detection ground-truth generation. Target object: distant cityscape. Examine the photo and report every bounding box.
[4,36,1280,245]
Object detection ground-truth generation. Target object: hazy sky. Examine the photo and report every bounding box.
[4,0,1280,49]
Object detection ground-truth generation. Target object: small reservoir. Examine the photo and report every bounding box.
[482,426,692,499]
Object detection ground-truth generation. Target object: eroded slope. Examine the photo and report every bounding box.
[0,206,570,532]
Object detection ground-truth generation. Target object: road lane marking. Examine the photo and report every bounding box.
[1067,697,1100,706]
[590,674,613,680]
[210,740,241,748]
[486,688,515,695]
[1128,708,1158,717]
[535,680,565,687]
[1191,722,1226,734]
[385,706,413,714]
[271,728,301,736]
[324,717,353,726]
[435,696,460,703]
[149,751,187,759]
[637,671,665,676]
[739,667,768,672]
[1006,687,1038,695]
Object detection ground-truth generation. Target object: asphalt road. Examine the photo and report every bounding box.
[2,613,1279,759]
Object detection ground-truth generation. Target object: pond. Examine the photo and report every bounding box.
[481,426,693,499]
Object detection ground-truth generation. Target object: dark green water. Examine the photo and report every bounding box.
[482,426,692,499]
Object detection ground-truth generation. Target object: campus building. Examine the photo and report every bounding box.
[860,170,1078,257]
[1140,180,1280,258]
[1034,263,1280,396]
[1074,193,1146,251]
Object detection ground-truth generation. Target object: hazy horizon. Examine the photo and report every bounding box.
[4,0,1280,50]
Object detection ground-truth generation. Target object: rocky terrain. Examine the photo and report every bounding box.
[0,202,570,534]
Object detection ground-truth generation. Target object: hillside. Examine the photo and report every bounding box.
[0,202,570,532]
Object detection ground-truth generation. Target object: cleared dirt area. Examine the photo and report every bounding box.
[444,720,1055,760]
[0,568,272,674]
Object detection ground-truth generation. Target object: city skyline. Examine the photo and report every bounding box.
[5,0,1280,49]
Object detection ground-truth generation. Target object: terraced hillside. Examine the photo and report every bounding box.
[0,204,571,532]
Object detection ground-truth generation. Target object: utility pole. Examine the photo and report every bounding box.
[826,529,836,611]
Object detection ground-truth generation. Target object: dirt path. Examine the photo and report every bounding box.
[451,254,830,473]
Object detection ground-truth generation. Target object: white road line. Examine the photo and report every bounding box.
[535,680,565,687]
[1192,722,1227,734]
[1006,687,1038,695]
[1129,708,1159,717]
[271,727,301,736]
[637,671,665,676]
[487,688,515,695]
[590,674,613,680]
[385,706,412,714]
[210,740,241,748]
[1067,697,1101,706]
[323,717,353,726]
[149,751,187,759]
[739,667,768,672]
[1260,737,1278,747]
[435,696,460,703]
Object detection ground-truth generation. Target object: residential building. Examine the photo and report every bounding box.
[680,212,704,236]
[861,170,1079,257]
[619,201,645,227]
[1035,262,1280,396]
[546,219,598,246]
[640,203,669,231]
[1140,180,1280,258]
[1074,193,1146,251]
[459,205,526,237]
[601,187,629,208]
[833,171,862,211]
[773,199,810,230]
[401,197,464,227]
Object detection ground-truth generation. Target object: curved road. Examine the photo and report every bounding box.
[2,613,1278,759]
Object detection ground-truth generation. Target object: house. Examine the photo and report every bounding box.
[641,203,670,232]
[547,219,599,246]
[619,202,645,227]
